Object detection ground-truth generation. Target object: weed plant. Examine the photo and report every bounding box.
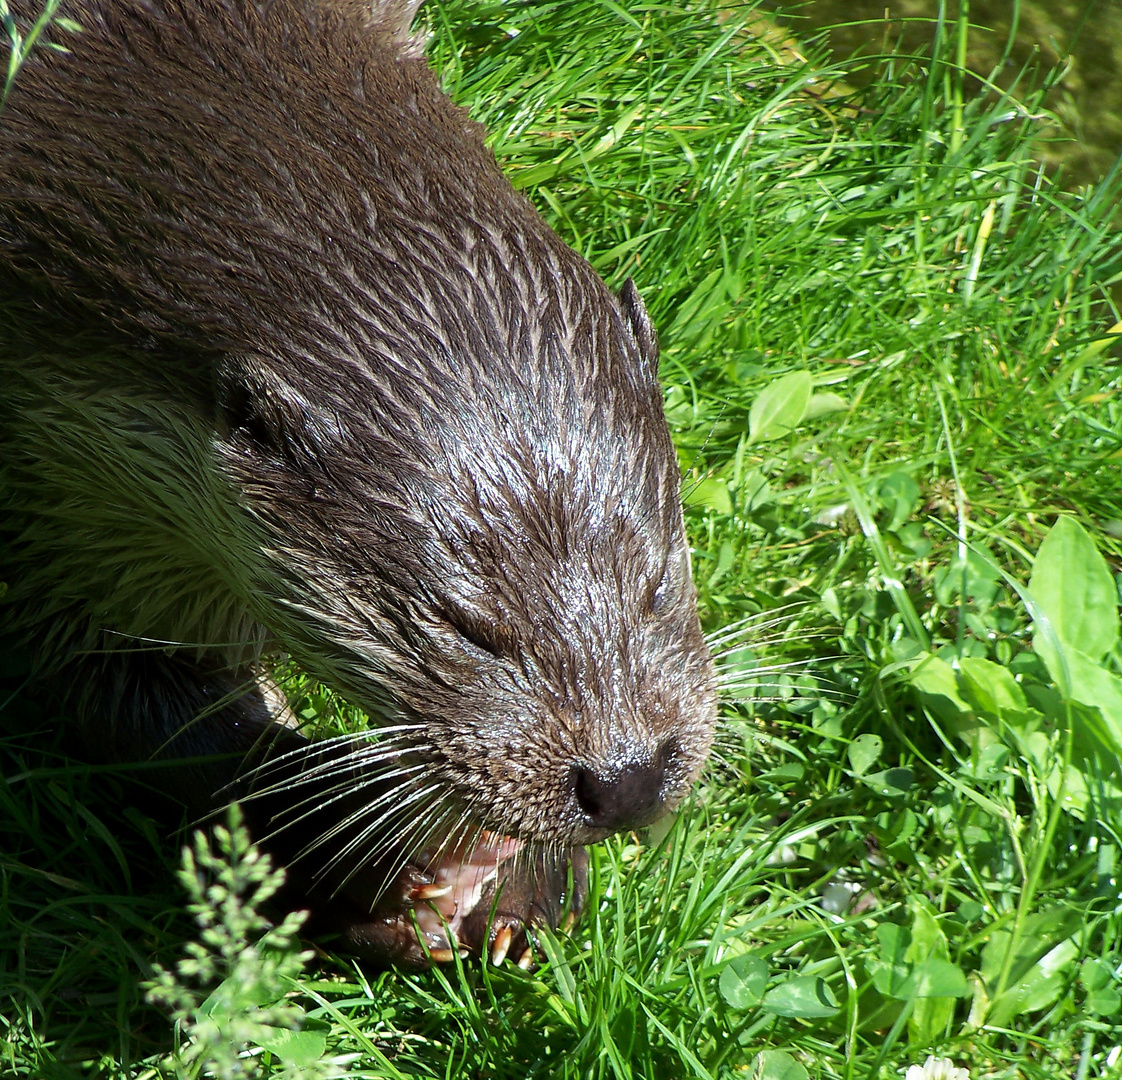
[1,1,1121,1078]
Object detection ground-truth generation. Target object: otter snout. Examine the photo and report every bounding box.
[571,741,679,837]
[573,760,665,835]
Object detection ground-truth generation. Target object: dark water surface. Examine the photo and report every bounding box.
[765,0,1122,186]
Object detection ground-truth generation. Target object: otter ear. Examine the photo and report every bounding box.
[619,277,659,381]
[367,0,426,55]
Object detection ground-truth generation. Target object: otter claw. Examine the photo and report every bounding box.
[291,843,587,968]
[490,924,513,966]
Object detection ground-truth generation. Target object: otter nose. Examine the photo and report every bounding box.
[572,760,665,833]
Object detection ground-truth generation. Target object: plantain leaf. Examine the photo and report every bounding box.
[748,371,812,444]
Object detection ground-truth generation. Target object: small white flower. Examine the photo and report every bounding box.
[904,1057,969,1080]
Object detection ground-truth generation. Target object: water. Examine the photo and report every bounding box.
[764,0,1122,186]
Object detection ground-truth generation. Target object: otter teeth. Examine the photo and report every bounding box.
[409,830,525,947]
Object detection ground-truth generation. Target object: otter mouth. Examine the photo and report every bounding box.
[239,735,588,967]
[404,832,526,959]
[296,830,588,969]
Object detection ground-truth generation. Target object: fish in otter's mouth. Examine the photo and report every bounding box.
[0,0,718,967]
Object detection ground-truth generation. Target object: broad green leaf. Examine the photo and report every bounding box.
[757,762,806,785]
[906,900,956,1043]
[804,391,848,420]
[1044,756,1093,816]
[748,371,811,445]
[980,906,1080,982]
[913,959,969,999]
[957,657,1027,716]
[1081,958,1113,992]
[1054,648,1122,756]
[1030,517,1118,663]
[987,938,1080,1027]
[740,469,774,511]
[861,767,913,797]
[981,907,1082,1026]
[869,924,910,997]
[753,1050,810,1080]
[875,808,919,849]
[1087,990,1121,1015]
[198,974,280,1016]
[933,547,1001,608]
[255,1023,329,1068]
[762,976,839,1018]
[909,655,971,722]
[847,733,882,776]
[962,743,1009,780]
[1081,955,1122,1011]
[1057,701,1122,819]
[682,476,732,514]
[718,953,768,1011]
[911,654,1011,751]
[877,471,921,532]
[873,960,969,1001]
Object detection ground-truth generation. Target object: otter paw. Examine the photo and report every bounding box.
[323,839,588,968]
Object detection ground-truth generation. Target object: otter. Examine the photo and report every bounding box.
[0,0,716,966]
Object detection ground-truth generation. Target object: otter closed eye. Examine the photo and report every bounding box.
[442,608,506,660]
[0,0,717,967]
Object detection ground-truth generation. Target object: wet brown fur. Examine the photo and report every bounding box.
[0,0,716,963]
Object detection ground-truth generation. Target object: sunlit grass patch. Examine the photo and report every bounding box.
[2,1,1121,1077]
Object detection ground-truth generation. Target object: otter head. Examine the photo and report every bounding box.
[220,233,717,963]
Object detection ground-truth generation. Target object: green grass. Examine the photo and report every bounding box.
[2,0,1122,1077]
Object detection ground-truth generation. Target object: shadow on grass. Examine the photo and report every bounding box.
[0,653,194,1077]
